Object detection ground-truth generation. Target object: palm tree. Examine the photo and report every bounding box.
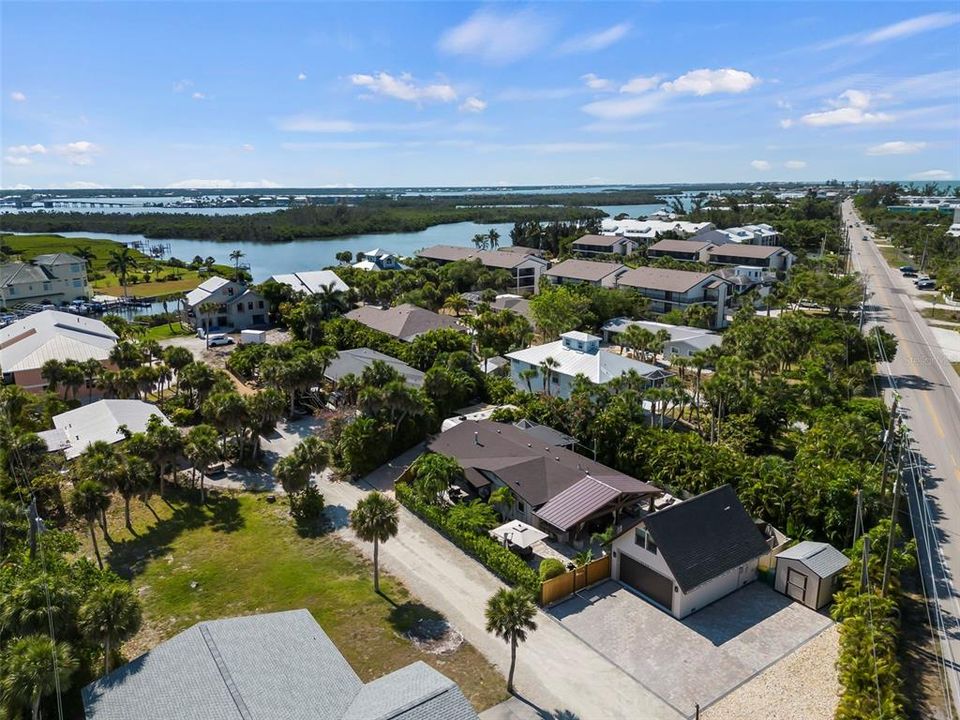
[443,294,469,317]
[81,357,103,401]
[185,424,219,503]
[72,244,96,268]
[485,587,537,694]
[0,635,76,720]
[350,491,400,593]
[145,416,182,496]
[70,479,110,569]
[488,485,514,519]
[106,247,137,299]
[116,456,153,532]
[229,249,245,281]
[410,453,461,505]
[472,233,488,251]
[79,583,142,675]
[519,367,538,394]
[539,356,560,396]
[488,228,501,249]
[40,359,63,395]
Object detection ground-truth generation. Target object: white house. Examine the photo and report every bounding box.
[601,218,714,241]
[38,399,171,459]
[506,331,671,398]
[611,485,770,619]
[1,253,91,308]
[601,318,722,358]
[267,270,349,295]
[698,224,782,246]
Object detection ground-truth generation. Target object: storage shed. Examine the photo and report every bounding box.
[775,541,850,609]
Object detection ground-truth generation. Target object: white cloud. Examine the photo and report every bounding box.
[350,72,456,103]
[7,144,48,155]
[64,181,105,190]
[240,143,255,152]
[438,8,550,64]
[908,169,951,181]
[785,160,807,169]
[297,72,307,81]
[751,160,772,171]
[10,91,26,102]
[620,75,661,94]
[866,141,927,156]
[4,156,31,166]
[54,141,102,166]
[558,22,631,54]
[166,179,282,189]
[779,119,794,129]
[661,68,759,96]
[278,117,359,132]
[776,99,792,110]
[863,12,960,45]
[582,73,612,91]
[172,80,193,93]
[459,96,487,113]
[192,92,206,100]
[581,93,665,119]
[798,90,893,127]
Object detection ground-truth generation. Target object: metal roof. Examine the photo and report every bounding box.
[82,609,477,720]
[0,310,117,373]
[536,475,659,532]
[268,270,349,294]
[325,348,424,387]
[777,541,850,578]
[505,339,665,384]
[52,399,171,459]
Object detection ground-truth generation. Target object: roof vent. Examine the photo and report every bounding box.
[527,443,532,447]
[474,432,480,445]
[555,456,560,461]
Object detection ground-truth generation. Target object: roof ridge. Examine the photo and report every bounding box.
[350,669,456,720]
[198,624,254,720]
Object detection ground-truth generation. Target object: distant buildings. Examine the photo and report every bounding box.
[600,218,714,241]
[267,270,349,295]
[698,223,781,246]
[345,302,463,342]
[0,252,91,307]
[38,399,170,459]
[417,245,549,294]
[506,331,671,398]
[82,609,479,720]
[0,310,117,393]
[183,277,269,332]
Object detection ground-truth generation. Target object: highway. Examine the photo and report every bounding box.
[845,198,960,713]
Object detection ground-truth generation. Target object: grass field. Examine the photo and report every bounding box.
[921,307,960,323]
[79,490,506,711]
[3,233,231,298]
[953,362,960,377]
[876,243,911,269]
[143,323,194,340]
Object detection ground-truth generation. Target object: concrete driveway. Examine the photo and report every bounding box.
[549,580,833,718]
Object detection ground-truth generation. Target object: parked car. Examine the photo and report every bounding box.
[903,271,918,279]
[899,265,916,274]
[916,280,936,290]
[208,334,234,347]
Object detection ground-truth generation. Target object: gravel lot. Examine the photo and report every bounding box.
[702,624,839,720]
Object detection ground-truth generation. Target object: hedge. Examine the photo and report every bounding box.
[395,482,540,594]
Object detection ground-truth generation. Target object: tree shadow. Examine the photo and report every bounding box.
[388,601,445,635]
[512,693,581,720]
[207,493,244,533]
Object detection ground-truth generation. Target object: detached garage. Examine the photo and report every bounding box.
[611,485,770,619]
[775,541,850,610]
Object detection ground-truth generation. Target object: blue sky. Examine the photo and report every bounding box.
[2,2,958,189]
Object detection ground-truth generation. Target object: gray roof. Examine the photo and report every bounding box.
[0,310,118,373]
[572,234,627,248]
[616,267,719,293]
[636,485,769,593]
[536,474,659,532]
[51,399,171,459]
[325,348,425,387]
[544,259,626,282]
[777,541,850,578]
[32,252,86,266]
[512,418,576,447]
[0,261,54,286]
[707,245,788,260]
[647,239,714,254]
[82,609,477,720]
[417,245,546,270]
[345,303,463,342]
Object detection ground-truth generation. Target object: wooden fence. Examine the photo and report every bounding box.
[539,555,611,606]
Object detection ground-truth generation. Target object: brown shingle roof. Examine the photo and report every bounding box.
[617,267,719,293]
[572,234,625,248]
[648,239,714,254]
[344,303,462,342]
[544,259,626,282]
[707,244,787,259]
[417,245,477,262]
[418,245,544,269]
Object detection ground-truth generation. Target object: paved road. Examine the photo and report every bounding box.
[315,469,683,720]
[845,198,960,711]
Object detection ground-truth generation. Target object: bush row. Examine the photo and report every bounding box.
[395,482,540,594]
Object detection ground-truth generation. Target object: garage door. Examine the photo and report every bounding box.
[620,555,673,611]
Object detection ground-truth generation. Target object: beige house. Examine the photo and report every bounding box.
[417,245,549,294]
[183,276,269,332]
[544,259,627,288]
[615,267,731,328]
[0,253,91,307]
[0,310,118,393]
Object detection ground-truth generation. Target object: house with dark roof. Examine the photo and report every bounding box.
[345,303,463,342]
[417,245,549,294]
[544,259,627,288]
[646,239,715,263]
[324,347,425,389]
[570,234,636,257]
[82,609,478,720]
[610,485,769,618]
[422,420,659,543]
[706,244,795,272]
[615,267,732,329]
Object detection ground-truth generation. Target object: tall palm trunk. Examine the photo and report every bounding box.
[124,496,132,532]
[508,635,517,693]
[373,537,380,593]
[32,693,41,720]
[89,520,103,570]
[99,508,111,542]
[104,634,112,674]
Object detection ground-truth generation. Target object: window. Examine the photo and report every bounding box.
[43,282,51,291]
[237,303,243,311]
[634,527,657,554]
[71,263,80,272]
[257,300,264,309]
[516,500,525,513]
[247,301,253,310]
[73,279,82,287]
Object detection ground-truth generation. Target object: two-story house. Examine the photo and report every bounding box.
[646,239,715,264]
[615,267,731,328]
[352,248,405,271]
[543,259,626,288]
[183,277,269,332]
[706,244,795,272]
[417,245,549,294]
[1,253,91,307]
[570,234,636,257]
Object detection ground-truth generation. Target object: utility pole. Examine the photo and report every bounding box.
[27,496,39,560]
[882,425,906,595]
[880,398,899,495]
[858,280,868,332]
[852,489,863,546]
[860,535,871,593]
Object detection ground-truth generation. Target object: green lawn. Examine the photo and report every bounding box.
[81,490,506,711]
[921,307,960,323]
[876,243,911,268]
[143,323,194,340]
[953,362,960,378]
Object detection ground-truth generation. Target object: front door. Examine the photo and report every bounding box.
[786,567,807,602]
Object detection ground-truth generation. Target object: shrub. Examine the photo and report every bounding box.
[291,485,326,536]
[395,482,540,594]
[168,407,196,427]
[538,557,566,581]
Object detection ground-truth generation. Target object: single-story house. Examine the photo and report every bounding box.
[423,419,659,542]
[324,347,424,388]
[706,244,795,272]
[82,609,478,720]
[570,234,636,257]
[601,318,722,358]
[544,259,626,288]
[506,331,672,399]
[0,310,118,393]
[417,245,549,294]
[267,270,349,295]
[646,239,715,264]
[774,541,850,610]
[183,276,269,332]
[37,399,171,460]
[344,303,463,342]
[616,267,732,329]
[611,484,770,618]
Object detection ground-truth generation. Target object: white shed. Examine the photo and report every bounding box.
[774,541,850,609]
